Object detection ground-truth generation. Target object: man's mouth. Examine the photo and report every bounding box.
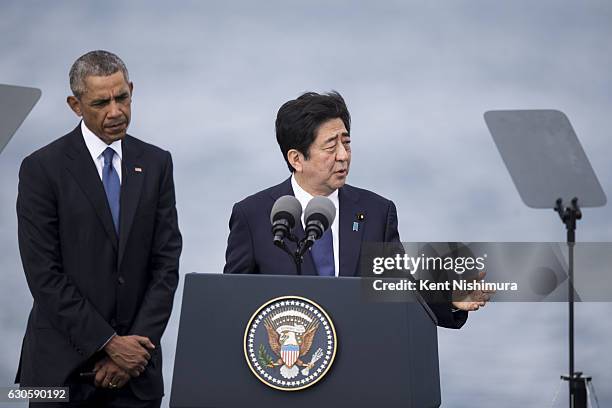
[105,122,126,133]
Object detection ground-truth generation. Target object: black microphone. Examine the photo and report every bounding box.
[270,195,302,244]
[303,196,336,245]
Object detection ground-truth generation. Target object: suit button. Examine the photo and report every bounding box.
[118,276,125,285]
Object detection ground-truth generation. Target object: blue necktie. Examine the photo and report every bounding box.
[102,147,120,235]
[311,229,335,276]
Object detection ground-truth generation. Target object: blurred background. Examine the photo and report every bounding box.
[1,1,611,406]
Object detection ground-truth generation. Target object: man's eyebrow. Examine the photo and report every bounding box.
[324,132,350,144]
[90,91,129,105]
[90,97,110,105]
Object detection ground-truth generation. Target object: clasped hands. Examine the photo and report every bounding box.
[94,335,155,389]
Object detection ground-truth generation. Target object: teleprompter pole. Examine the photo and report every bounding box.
[554,197,586,408]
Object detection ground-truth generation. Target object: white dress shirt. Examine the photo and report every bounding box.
[81,121,123,184]
[291,175,340,276]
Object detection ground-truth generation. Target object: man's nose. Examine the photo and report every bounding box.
[336,143,349,161]
[107,100,122,118]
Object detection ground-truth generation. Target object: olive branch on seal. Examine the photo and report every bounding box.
[258,344,275,368]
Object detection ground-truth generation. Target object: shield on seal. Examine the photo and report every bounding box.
[281,344,299,367]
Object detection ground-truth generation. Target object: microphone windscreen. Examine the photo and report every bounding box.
[304,196,336,231]
[270,195,303,228]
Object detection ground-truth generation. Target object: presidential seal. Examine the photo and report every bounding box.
[244,296,337,391]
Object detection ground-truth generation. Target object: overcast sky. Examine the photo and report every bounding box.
[1,1,611,407]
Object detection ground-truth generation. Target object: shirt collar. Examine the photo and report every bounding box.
[290,174,339,210]
[81,121,123,161]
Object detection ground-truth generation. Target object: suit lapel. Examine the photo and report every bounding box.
[268,178,317,275]
[65,127,118,251]
[117,136,144,267]
[339,186,364,276]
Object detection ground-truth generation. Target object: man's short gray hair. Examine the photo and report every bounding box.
[69,50,130,98]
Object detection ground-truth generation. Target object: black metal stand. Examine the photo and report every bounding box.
[560,372,592,408]
[554,197,590,408]
[273,234,315,275]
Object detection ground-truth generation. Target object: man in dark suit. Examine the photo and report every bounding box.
[224,91,489,328]
[16,50,182,407]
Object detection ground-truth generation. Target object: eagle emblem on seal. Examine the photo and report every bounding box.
[244,296,337,391]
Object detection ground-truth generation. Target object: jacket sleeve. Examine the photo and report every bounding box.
[17,154,115,359]
[128,152,182,347]
[223,202,257,274]
[384,200,468,329]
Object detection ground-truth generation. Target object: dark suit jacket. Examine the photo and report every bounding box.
[15,125,182,400]
[223,177,466,329]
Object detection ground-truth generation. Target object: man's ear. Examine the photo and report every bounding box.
[67,96,82,117]
[287,149,303,173]
[129,82,134,95]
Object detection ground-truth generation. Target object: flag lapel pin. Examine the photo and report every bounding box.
[353,213,365,232]
[135,167,142,173]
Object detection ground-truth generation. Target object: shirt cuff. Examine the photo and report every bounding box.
[99,333,117,351]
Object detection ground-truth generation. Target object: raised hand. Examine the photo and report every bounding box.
[451,271,495,311]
